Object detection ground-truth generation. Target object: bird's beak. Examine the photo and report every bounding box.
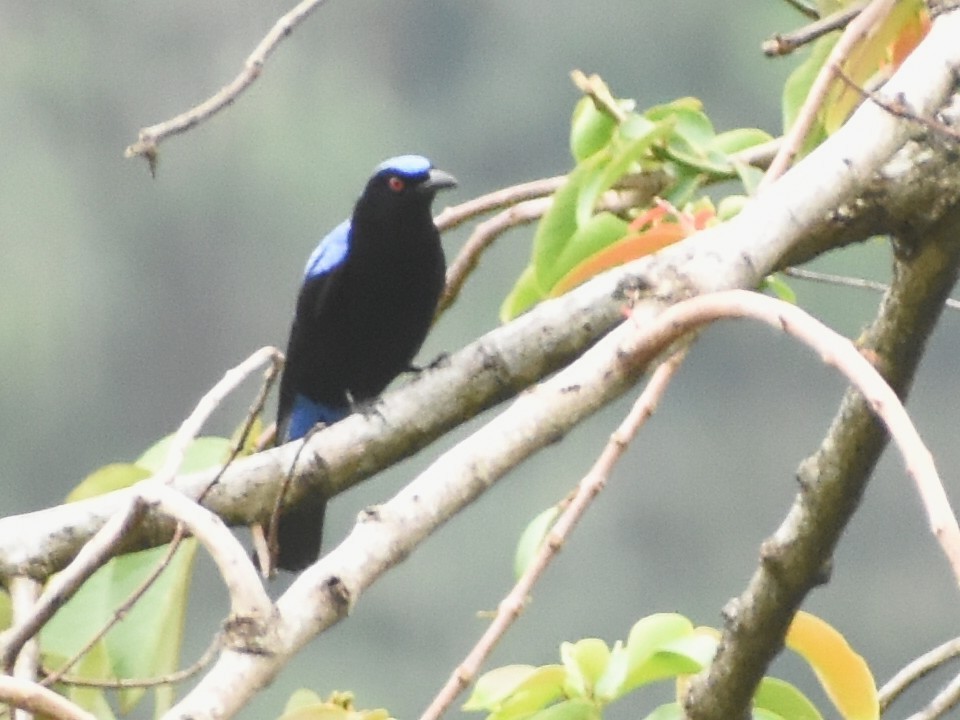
[419,168,458,193]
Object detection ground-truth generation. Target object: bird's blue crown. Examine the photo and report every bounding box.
[375,154,432,178]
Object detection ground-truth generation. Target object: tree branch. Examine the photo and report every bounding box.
[124,0,334,172]
[3,6,959,581]
[684,210,960,719]
[0,677,96,720]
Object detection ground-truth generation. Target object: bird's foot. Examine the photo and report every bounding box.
[406,351,450,375]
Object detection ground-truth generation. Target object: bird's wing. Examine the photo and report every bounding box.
[303,219,351,279]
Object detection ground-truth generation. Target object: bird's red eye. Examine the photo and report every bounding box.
[388,176,405,192]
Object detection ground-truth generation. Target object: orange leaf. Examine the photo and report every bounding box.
[550,225,686,297]
[886,9,930,69]
[786,611,878,720]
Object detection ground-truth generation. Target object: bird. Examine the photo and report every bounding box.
[272,154,457,571]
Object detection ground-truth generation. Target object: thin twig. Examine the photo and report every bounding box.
[0,502,148,672]
[439,185,661,317]
[159,346,282,486]
[570,69,628,123]
[8,578,41,720]
[880,636,960,711]
[760,0,897,188]
[785,267,960,309]
[762,2,866,56]
[438,197,551,317]
[780,0,820,20]
[0,677,96,720]
[124,0,334,171]
[45,634,222,690]
[905,669,960,720]
[262,425,324,576]
[419,346,691,720]
[433,177,567,234]
[834,68,960,141]
[631,290,960,584]
[35,348,278,686]
[39,523,187,688]
[199,348,284,504]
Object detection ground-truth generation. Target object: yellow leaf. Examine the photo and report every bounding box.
[786,611,878,720]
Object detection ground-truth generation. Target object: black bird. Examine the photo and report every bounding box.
[274,155,457,571]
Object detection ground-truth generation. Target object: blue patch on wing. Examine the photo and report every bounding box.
[304,219,351,279]
[286,394,349,441]
[376,154,432,177]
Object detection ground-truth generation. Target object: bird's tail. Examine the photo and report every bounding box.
[274,492,328,572]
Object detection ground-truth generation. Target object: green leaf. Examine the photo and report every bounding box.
[594,641,628,702]
[0,590,11,631]
[575,119,669,227]
[42,540,199,716]
[616,636,715,700]
[465,664,566,719]
[546,212,629,291]
[500,264,545,322]
[531,151,610,292]
[661,168,703,208]
[67,463,151,502]
[496,665,568,720]
[754,677,823,720]
[283,689,326,714]
[514,507,560,579]
[50,641,118,720]
[708,128,774,155]
[644,101,734,177]
[277,691,393,720]
[110,542,198,714]
[782,37,833,153]
[464,665,538,710]
[570,97,618,162]
[527,698,599,720]
[644,97,706,126]
[136,435,232,474]
[762,275,797,304]
[732,161,766,197]
[621,614,696,694]
[716,195,748,222]
[561,638,610,699]
[642,703,684,720]
[752,710,789,720]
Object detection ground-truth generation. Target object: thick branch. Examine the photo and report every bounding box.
[3,8,960,581]
[684,210,960,719]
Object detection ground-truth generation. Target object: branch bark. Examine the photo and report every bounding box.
[684,206,960,720]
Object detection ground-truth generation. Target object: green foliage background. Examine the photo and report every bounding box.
[2,1,958,718]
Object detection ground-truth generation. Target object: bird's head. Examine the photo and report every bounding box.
[362,155,457,211]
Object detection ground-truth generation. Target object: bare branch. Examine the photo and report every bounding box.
[3,10,959,578]
[8,578,41,720]
[834,67,960,141]
[124,0,334,170]
[631,292,960,583]
[785,266,960,310]
[0,501,148,672]
[905,670,960,720]
[762,2,866,56]
[47,633,222,691]
[0,677,96,720]
[160,346,281,486]
[760,0,897,188]
[881,636,960,712]
[433,177,566,233]
[439,185,657,316]
[419,346,691,720]
[685,196,960,719]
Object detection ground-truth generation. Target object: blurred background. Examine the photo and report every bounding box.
[2,0,959,717]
